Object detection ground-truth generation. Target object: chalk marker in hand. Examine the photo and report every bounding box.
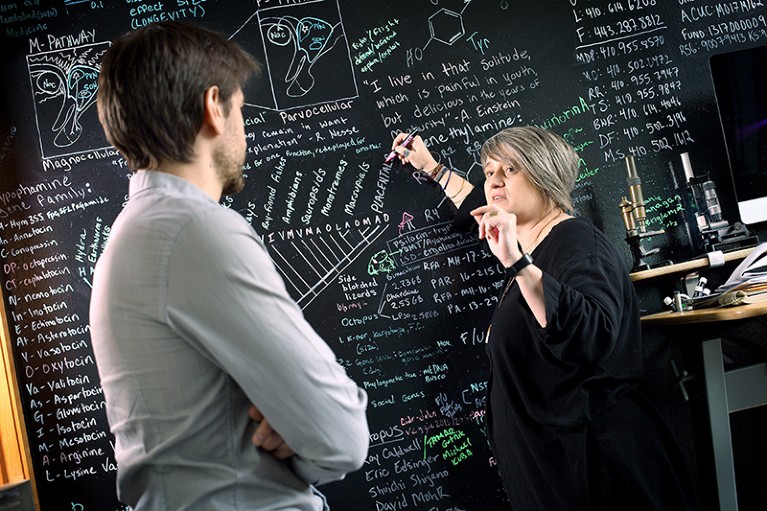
[385,129,420,163]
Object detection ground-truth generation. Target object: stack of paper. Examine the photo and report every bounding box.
[687,242,767,308]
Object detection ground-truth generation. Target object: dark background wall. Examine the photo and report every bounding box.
[1,0,766,509]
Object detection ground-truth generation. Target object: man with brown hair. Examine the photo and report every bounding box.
[90,22,368,510]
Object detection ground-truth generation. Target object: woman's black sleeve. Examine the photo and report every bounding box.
[453,185,485,231]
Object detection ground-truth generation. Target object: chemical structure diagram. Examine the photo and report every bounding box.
[406,0,495,68]
[421,1,473,52]
[461,139,485,186]
[406,0,512,63]
[409,139,484,210]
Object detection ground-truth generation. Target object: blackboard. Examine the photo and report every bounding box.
[1,0,766,509]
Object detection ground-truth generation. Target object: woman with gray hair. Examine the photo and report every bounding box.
[391,126,697,511]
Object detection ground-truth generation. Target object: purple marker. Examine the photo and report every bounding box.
[385,129,420,163]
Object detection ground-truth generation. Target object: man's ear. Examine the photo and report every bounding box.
[202,85,225,136]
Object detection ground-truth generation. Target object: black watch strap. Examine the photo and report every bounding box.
[505,253,533,277]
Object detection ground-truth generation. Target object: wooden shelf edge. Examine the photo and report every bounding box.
[0,289,35,494]
[630,247,755,282]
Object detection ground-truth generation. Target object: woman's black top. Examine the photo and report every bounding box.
[455,187,698,510]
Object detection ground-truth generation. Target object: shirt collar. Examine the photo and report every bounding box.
[129,170,217,204]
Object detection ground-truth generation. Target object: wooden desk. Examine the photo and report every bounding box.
[642,301,767,325]
[642,303,767,511]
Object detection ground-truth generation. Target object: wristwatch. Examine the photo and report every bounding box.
[505,253,533,277]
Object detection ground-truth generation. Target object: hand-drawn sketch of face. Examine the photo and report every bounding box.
[27,43,110,158]
[231,1,359,111]
[264,16,343,98]
[55,64,99,146]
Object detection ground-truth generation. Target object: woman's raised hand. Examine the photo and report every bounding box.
[391,132,438,173]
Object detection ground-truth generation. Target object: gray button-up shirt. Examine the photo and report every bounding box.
[90,171,368,510]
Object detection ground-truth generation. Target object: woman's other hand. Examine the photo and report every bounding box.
[470,205,523,268]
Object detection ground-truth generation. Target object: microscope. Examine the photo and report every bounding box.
[679,152,757,253]
[619,156,671,272]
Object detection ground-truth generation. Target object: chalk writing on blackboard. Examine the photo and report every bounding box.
[3,1,766,509]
